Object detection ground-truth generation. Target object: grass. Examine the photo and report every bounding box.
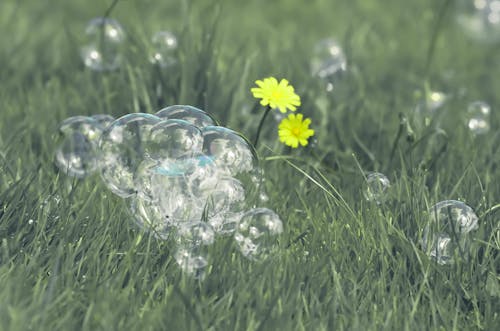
[0,0,499,330]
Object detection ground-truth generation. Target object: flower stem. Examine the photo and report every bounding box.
[253,106,272,148]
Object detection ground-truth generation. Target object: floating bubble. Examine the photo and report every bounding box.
[99,113,161,197]
[422,200,479,265]
[467,101,491,134]
[144,119,203,161]
[234,208,283,260]
[156,105,217,128]
[80,17,126,71]
[363,172,390,204]
[54,116,105,178]
[174,222,215,278]
[457,0,500,43]
[310,38,347,91]
[150,31,178,68]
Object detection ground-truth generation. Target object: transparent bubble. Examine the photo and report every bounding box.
[144,119,203,161]
[90,114,115,129]
[310,38,347,91]
[201,126,257,177]
[55,116,105,178]
[467,101,491,134]
[129,196,173,240]
[155,105,217,128]
[457,0,500,42]
[150,30,178,68]
[363,172,391,204]
[174,222,215,278]
[414,91,447,114]
[99,113,161,197]
[80,17,126,71]
[234,208,283,260]
[422,200,479,265]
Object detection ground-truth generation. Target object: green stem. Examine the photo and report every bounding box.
[253,106,272,148]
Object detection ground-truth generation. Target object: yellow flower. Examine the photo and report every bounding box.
[251,77,301,113]
[278,113,315,148]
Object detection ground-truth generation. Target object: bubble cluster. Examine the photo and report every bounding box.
[54,105,283,277]
[150,31,178,68]
[466,101,491,134]
[310,38,347,91]
[363,172,391,204]
[80,18,125,71]
[457,0,500,43]
[422,200,479,265]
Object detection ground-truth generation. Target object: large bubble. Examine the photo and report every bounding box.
[156,105,218,128]
[422,200,479,265]
[99,113,161,197]
[80,17,126,71]
[54,116,107,178]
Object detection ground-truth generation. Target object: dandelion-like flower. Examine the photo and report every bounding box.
[251,77,301,113]
[278,113,314,148]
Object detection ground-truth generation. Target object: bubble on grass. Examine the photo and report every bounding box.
[201,126,257,177]
[467,101,491,134]
[422,200,479,265]
[363,172,390,204]
[150,30,178,68]
[156,105,217,128]
[99,113,161,197]
[55,116,105,178]
[310,38,347,91]
[234,208,283,260]
[174,222,215,278]
[130,196,173,240]
[457,0,500,43]
[90,114,115,129]
[414,91,447,114]
[80,17,125,71]
[144,119,203,160]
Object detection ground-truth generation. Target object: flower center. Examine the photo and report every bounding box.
[291,127,301,136]
[271,90,282,100]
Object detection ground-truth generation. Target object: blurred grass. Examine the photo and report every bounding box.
[0,0,499,330]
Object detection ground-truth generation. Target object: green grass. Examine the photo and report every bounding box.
[0,0,499,330]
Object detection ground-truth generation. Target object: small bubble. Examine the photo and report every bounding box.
[80,17,125,71]
[363,172,390,204]
[310,38,347,89]
[150,31,178,68]
[467,101,491,134]
[422,200,479,265]
[28,219,34,225]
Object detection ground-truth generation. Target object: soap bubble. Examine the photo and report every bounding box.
[467,101,491,134]
[363,172,391,204]
[234,208,283,260]
[310,38,347,91]
[55,116,105,178]
[201,126,257,177]
[144,119,203,161]
[422,200,479,265]
[414,91,447,115]
[457,0,500,43]
[156,105,217,128]
[80,17,125,71]
[99,113,161,197]
[129,196,173,239]
[150,31,178,68]
[174,222,215,278]
[90,114,115,129]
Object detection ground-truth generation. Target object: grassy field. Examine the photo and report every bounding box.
[0,0,499,330]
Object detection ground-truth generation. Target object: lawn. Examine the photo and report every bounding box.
[0,0,499,330]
